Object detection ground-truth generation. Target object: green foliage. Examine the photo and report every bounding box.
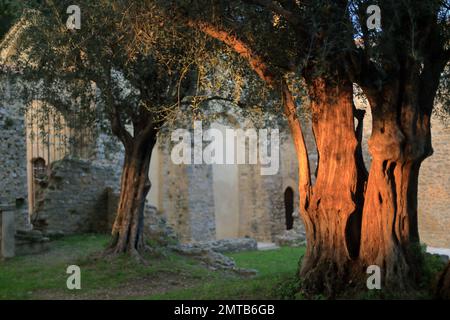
[160,0,450,113]
[5,1,207,148]
[272,273,302,300]
[0,0,24,38]
[343,244,447,300]
[2,237,444,300]
[2,116,14,128]
[421,249,447,290]
[4,0,285,147]
[0,234,213,299]
[405,242,447,291]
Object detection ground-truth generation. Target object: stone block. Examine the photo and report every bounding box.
[1,207,16,258]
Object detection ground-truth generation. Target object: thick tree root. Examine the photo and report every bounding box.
[298,257,423,298]
[299,259,358,298]
[102,240,150,266]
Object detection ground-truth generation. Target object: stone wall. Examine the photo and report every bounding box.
[418,119,450,248]
[158,99,450,247]
[153,102,314,243]
[2,72,448,247]
[155,96,449,248]
[186,164,216,241]
[160,149,192,243]
[0,81,30,231]
[1,75,125,235]
[237,161,274,241]
[159,152,219,242]
[32,158,121,234]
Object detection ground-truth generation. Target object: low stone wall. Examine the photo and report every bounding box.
[175,238,258,254]
[274,214,306,247]
[172,238,258,275]
[15,229,50,256]
[32,158,120,234]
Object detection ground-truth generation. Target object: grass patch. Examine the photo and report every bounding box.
[2,235,443,300]
[0,234,311,300]
[0,234,109,299]
[0,234,219,300]
[0,234,306,300]
[146,246,306,300]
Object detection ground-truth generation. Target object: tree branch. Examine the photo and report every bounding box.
[96,76,133,148]
[135,110,156,141]
[281,80,312,210]
[109,103,133,149]
[187,18,311,209]
[419,54,448,116]
[187,19,277,86]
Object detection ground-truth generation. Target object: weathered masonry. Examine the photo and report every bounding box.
[146,102,315,243]
[0,201,16,258]
[0,78,124,248]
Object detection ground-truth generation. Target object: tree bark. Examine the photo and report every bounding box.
[280,81,311,218]
[107,132,157,256]
[298,79,363,296]
[359,81,432,290]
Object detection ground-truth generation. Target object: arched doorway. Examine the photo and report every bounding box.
[25,100,95,217]
[284,187,294,230]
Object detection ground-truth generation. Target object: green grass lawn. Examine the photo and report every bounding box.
[146,246,305,300]
[0,234,305,300]
[0,234,110,299]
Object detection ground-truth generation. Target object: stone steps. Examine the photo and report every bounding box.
[15,229,50,256]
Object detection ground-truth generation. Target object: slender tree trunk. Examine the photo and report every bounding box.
[297,80,363,296]
[108,134,156,256]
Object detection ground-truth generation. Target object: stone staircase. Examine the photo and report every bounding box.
[15,229,50,256]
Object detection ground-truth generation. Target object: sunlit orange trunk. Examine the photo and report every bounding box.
[109,135,156,255]
[296,80,363,296]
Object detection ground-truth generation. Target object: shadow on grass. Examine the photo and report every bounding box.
[1,234,307,300]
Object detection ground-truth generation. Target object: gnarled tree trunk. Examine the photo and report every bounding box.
[108,124,157,256]
[359,82,432,291]
[298,79,363,296]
